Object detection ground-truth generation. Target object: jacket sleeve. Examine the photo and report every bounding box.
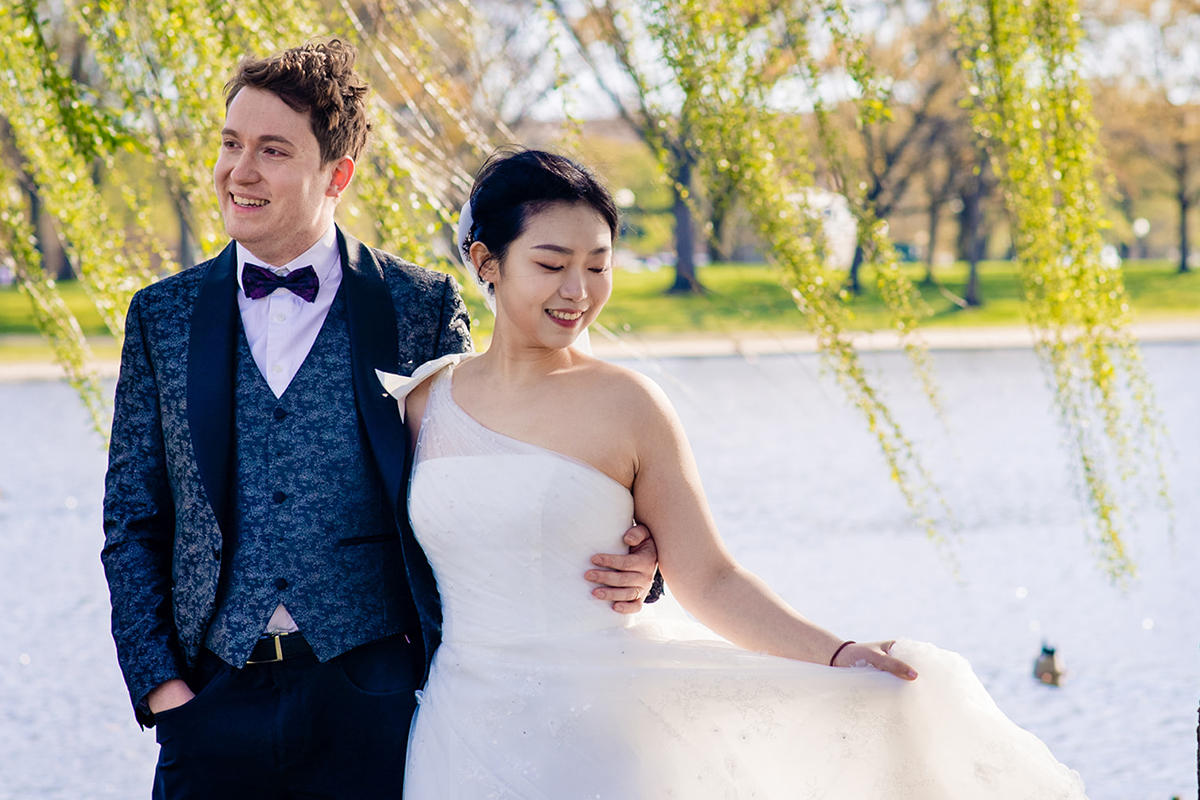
[433,273,473,358]
[101,291,187,725]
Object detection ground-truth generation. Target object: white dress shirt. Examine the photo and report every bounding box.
[236,224,343,398]
[235,224,342,634]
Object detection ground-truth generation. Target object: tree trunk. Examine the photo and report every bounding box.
[956,146,996,307]
[958,181,985,307]
[923,200,943,285]
[25,183,72,281]
[179,213,194,271]
[964,258,983,307]
[1114,177,1137,260]
[706,175,736,266]
[1177,141,1192,273]
[1178,190,1191,274]
[668,158,702,293]
[707,204,727,265]
[177,193,195,270]
[846,245,864,295]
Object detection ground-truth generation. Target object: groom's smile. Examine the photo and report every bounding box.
[231,194,269,208]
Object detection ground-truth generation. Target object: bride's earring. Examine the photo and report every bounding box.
[474,252,503,303]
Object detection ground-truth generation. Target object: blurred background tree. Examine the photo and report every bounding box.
[1087,0,1200,274]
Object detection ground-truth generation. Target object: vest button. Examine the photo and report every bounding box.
[211,546,220,561]
[272,491,287,504]
[275,578,289,591]
[273,407,288,420]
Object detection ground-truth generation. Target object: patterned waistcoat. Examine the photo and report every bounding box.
[204,290,420,666]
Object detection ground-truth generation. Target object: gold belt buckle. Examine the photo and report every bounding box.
[247,633,286,664]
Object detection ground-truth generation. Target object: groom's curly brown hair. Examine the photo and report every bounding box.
[225,38,372,165]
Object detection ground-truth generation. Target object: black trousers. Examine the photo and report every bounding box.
[151,635,421,800]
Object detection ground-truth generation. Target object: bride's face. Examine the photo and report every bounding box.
[479,201,613,349]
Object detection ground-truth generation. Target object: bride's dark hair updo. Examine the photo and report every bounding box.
[463,148,619,279]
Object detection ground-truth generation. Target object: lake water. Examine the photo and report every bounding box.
[0,344,1196,799]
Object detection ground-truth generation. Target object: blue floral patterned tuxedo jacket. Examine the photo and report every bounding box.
[102,228,471,725]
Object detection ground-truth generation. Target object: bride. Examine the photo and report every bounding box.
[382,148,1087,798]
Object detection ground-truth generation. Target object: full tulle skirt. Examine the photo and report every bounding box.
[404,602,1085,799]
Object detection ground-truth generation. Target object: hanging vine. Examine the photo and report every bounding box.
[0,0,142,437]
[0,157,109,430]
[334,0,478,269]
[947,0,1169,579]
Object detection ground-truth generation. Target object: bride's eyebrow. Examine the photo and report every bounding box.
[531,244,611,256]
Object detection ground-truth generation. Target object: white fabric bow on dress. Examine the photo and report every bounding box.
[376,353,473,422]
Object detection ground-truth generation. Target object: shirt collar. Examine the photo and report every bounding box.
[235,225,341,295]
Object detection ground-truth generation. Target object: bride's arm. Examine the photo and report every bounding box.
[403,381,431,447]
[624,374,917,680]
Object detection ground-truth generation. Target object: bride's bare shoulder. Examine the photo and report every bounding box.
[581,360,677,421]
[576,362,691,473]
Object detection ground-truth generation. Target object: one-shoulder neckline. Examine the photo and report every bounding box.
[436,364,632,495]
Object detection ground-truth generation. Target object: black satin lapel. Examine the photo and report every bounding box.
[341,230,408,506]
[188,242,239,539]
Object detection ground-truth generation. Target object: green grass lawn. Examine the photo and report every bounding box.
[596,258,1200,335]
[0,281,112,337]
[2,259,1198,360]
[0,281,118,362]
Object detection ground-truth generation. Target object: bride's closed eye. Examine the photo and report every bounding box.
[537,263,565,272]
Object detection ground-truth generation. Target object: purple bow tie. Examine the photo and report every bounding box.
[241,263,319,303]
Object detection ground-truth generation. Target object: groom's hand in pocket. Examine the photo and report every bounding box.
[146,678,196,716]
[586,523,658,614]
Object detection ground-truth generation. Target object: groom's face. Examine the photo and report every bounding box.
[214,87,346,266]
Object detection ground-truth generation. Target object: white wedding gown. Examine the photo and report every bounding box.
[397,361,1087,799]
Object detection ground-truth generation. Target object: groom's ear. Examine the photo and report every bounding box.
[326,155,355,199]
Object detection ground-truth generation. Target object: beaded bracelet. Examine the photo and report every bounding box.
[829,640,856,666]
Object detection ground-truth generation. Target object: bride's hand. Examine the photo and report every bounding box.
[585,523,659,614]
[832,640,918,681]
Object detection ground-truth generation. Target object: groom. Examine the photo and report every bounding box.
[102,39,658,798]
